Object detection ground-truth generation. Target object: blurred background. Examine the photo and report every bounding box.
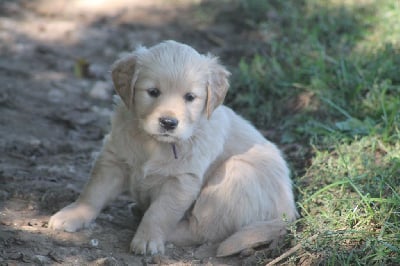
[0,0,399,265]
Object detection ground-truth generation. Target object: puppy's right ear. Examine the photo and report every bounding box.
[111,54,139,109]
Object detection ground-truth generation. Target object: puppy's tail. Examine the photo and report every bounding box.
[216,219,288,257]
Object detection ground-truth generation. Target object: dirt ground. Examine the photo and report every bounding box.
[0,1,285,265]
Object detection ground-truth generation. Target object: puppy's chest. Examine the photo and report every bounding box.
[145,141,194,173]
[132,173,165,208]
[128,147,189,206]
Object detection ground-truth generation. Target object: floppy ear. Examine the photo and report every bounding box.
[111,54,139,109]
[206,57,231,119]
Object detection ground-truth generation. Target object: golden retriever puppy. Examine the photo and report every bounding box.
[49,40,298,257]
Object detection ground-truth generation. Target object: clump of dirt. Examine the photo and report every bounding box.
[0,1,291,265]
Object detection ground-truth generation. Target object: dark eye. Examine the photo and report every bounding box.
[184,92,196,102]
[147,88,160,98]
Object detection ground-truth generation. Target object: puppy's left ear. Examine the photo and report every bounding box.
[206,57,231,119]
[111,54,139,109]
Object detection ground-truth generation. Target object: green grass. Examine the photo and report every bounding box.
[197,0,400,264]
[296,137,400,264]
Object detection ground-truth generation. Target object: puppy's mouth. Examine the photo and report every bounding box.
[151,133,179,143]
[150,133,179,159]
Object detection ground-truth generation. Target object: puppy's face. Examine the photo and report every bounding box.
[111,41,230,143]
[134,64,207,142]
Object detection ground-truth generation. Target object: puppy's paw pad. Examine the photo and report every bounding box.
[48,202,97,232]
[130,237,165,255]
[147,240,165,255]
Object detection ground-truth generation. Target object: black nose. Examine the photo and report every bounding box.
[159,117,179,130]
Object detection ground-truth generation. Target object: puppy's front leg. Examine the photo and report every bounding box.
[131,174,200,255]
[49,144,128,232]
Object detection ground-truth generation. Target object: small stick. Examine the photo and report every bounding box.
[266,234,318,266]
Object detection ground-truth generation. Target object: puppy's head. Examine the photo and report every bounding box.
[111,40,230,143]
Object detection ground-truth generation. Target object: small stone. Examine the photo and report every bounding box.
[48,89,65,103]
[29,138,41,147]
[90,238,99,247]
[9,252,23,260]
[165,242,174,249]
[89,81,110,100]
[28,219,39,226]
[98,213,114,221]
[33,255,50,265]
[48,251,63,263]
[93,256,118,266]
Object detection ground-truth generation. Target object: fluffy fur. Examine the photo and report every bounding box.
[49,40,298,257]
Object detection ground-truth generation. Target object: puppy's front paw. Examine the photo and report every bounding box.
[130,225,165,255]
[48,202,97,232]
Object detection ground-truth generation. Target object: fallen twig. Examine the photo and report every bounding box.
[266,234,319,266]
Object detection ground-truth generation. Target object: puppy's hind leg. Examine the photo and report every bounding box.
[169,145,297,256]
[167,218,203,247]
[167,157,258,248]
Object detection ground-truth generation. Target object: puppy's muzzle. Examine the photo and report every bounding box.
[159,116,179,131]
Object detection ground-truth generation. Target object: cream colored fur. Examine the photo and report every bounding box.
[49,40,298,257]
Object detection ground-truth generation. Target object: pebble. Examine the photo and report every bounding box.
[27,219,39,226]
[99,213,114,221]
[90,238,99,247]
[48,89,65,103]
[48,251,63,263]
[93,256,118,266]
[89,81,111,100]
[33,254,51,265]
[28,138,41,147]
[165,242,175,249]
